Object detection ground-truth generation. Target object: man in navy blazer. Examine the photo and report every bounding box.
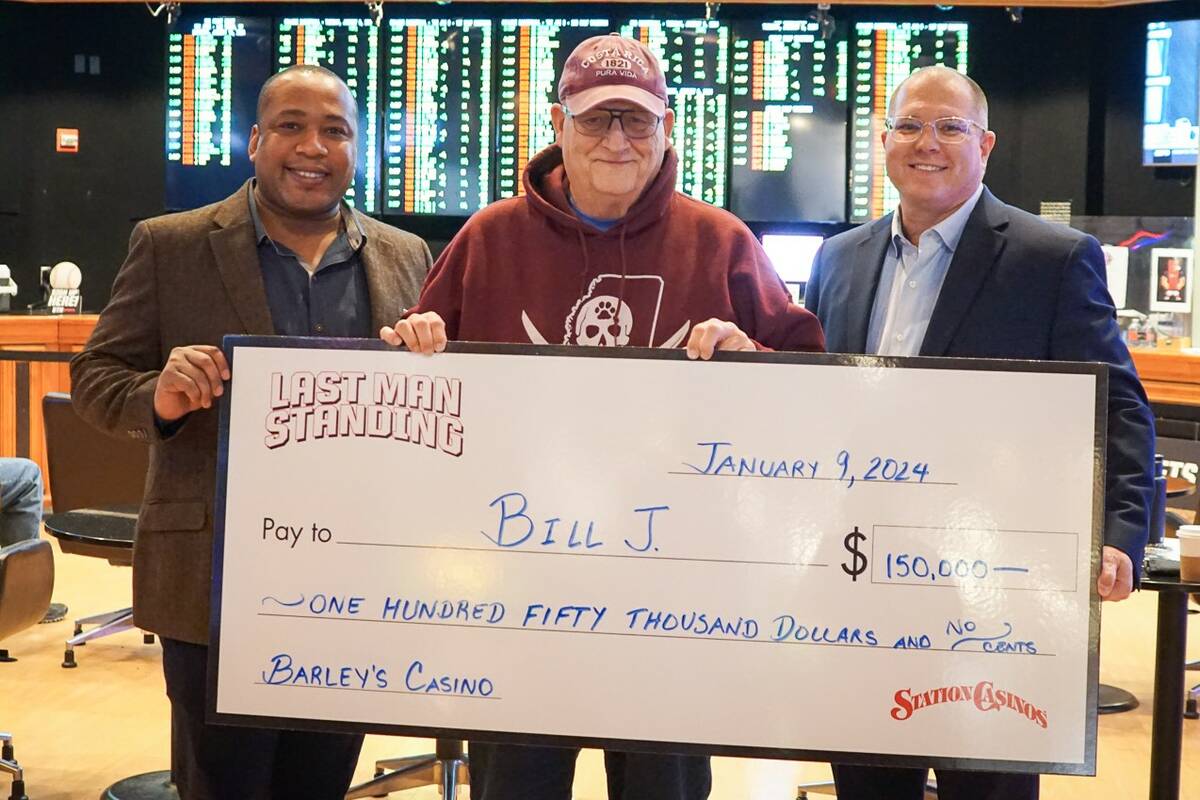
[806,66,1154,800]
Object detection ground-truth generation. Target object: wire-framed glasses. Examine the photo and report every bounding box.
[566,107,663,139]
[884,115,985,144]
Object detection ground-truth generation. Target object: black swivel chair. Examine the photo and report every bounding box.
[0,538,55,800]
[42,392,151,667]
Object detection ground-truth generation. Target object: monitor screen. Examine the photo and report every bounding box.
[382,18,494,215]
[848,22,969,223]
[277,18,382,213]
[165,16,272,210]
[1144,20,1199,166]
[620,18,732,207]
[728,20,848,223]
[761,232,824,301]
[495,17,611,199]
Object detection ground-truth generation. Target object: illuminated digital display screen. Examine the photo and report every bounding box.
[495,18,609,198]
[729,20,847,222]
[163,13,980,224]
[165,16,271,209]
[383,18,494,215]
[849,22,969,223]
[620,19,731,207]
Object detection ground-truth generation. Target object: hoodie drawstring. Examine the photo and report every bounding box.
[570,223,632,347]
[613,225,629,343]
[574,226,591,314]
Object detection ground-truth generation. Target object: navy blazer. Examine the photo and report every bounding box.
[806,187,1155,576]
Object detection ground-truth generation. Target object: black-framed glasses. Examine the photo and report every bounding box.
[884,115,986,144]
[565,107,663,139]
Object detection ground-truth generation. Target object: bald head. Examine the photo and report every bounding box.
[249,64,359,221]
[882,64,996,242]
[889,66,988,128]
[257,64,358,127]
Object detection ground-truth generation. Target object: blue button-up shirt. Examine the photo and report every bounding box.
[248,183,372,339]
[866,183,984,356]
[155,186,375,438]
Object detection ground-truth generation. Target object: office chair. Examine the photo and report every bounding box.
[344,739,468,799]
[1165,475,1200,718]
[0,538,55,800]
[41,392,151,668]
[1185,598,1200,720]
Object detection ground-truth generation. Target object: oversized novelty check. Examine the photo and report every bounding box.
[210,337,1104,775]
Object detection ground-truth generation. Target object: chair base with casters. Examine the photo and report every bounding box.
[41,510,156,668]
[345,739,468,799]
[1185,654,1200,718]
[1,732,28,800]
[61,606,154,668]
[797,778,938,799]
[1181,611,1200,717]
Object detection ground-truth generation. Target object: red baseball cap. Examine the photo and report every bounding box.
[558,33,668,117]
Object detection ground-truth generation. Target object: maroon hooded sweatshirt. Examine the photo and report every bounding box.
[411,145,825,353]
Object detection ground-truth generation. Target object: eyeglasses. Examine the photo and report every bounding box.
[884,115,986,144]
[565,107,663,140]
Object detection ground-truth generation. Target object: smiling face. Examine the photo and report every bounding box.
[551,99,674,219]
[248,70,357,221]
[884,70,996,234]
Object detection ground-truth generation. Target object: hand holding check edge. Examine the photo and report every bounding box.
[153,345,231,422]
[380,313,755,360]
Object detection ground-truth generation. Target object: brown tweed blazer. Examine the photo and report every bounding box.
[70,182,430,644]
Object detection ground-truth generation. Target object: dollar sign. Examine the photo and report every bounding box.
[842,526,868,581]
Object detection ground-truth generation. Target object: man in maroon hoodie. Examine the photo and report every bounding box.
[381,33,824,800]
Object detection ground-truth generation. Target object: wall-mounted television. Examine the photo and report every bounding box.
[761,232,823,302]
[1144,20,1199,167]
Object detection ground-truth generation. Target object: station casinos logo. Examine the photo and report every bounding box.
[890,680,1048,729]
[263,369,464,457]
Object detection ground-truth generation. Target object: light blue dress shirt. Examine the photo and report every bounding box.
[866,184,985,356]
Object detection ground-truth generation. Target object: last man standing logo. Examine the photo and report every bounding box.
[263,369,464,457]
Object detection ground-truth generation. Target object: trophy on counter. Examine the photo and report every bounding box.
[47,261,83,314]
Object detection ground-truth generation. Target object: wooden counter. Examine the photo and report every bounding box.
[1131,350,1200,407]
[0,315,99,500]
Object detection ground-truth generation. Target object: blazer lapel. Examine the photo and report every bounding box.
[919,189,1009,357]
[843,216,892,354]
[209,182,274,335]
[358,221,404,334]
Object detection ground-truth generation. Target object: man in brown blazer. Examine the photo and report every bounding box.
[71,65,430,799]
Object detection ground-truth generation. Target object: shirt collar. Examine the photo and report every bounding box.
[247,180,367,252]
[890,182,985,256]
[566,191,622,230]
